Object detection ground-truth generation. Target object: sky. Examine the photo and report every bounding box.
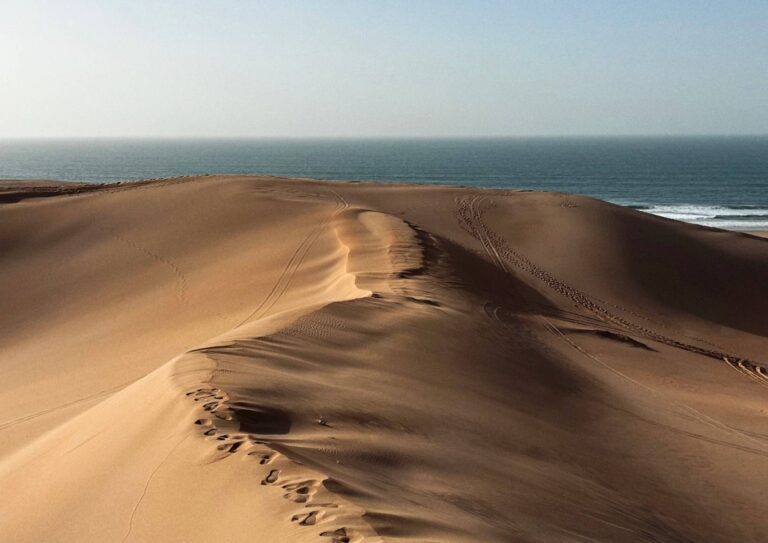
[1,0,766,137]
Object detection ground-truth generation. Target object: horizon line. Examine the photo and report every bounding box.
[2,134,768,141]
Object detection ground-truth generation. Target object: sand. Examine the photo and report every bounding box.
[0,175,767,542]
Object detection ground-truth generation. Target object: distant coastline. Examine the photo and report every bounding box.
[1,136,767,230]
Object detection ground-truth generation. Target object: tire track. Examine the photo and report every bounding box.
[456,193,768,453]
[0,378,138,432]
[545,321,768,455]
[234,190,349,328]
[456,194,768,385]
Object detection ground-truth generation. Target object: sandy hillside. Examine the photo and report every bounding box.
[1,175,767,543]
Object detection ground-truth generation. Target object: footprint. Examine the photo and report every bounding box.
[216,441,244,453]
[320,528,350,543]
[188,387,220,402]
[291,510,319,526]
[282,481,316,503]
[186,386,245,461]
[248,451,273,464]
[284,492,309,503]
[262,469,280,485]
[186,387,216,397]
[283,481,313,491]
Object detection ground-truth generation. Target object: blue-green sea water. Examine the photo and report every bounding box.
[1,137,767,230]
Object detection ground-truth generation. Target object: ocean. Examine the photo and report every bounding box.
[1,136,767,230]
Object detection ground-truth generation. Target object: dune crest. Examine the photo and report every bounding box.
[1,176,767,542]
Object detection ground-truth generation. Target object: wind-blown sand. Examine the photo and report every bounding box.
[1,175,767,542]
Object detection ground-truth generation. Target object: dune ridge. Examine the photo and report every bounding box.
[0,175,767,542]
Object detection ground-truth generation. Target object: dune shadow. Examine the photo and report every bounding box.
[229,402,292,435]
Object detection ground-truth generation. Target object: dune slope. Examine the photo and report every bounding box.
[0,175,767,542]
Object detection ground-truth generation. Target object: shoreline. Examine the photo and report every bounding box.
[3,176,768,234]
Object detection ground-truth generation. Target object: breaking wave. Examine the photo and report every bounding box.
[618,203,768,230]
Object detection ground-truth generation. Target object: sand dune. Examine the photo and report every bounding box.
[1,175,767,542]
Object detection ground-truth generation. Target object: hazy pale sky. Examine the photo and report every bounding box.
[1,0,766,137]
